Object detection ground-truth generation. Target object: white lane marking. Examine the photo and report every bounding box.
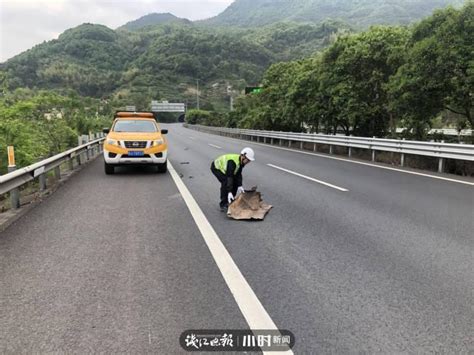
[268,164,349,192]
[208,143,222,149]
[168,162,293,355]
[188,129,474,186]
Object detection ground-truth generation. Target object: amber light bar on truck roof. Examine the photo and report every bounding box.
[114,111,156,119]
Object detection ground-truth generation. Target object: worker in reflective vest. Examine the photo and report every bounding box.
[211,147,255,211]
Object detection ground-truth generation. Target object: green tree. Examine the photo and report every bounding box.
[315,26,409,136]
[389,3,473,138]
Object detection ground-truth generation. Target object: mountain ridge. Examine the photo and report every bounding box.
[118,13,192,31]
[202,0,465,28]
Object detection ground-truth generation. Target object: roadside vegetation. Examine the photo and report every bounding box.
[0,76,114,173]
[212,3,473,141]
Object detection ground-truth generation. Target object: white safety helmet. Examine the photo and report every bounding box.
[241,147,255,161]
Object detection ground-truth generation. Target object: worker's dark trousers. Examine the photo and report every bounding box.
[211,163,238,207]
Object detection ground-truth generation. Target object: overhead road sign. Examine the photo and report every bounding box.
[151,101,186,113]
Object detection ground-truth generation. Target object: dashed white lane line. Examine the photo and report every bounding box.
[208,143,222,149]
[168,161,293,354]
[186,127,474,186]
[268,163,349,192]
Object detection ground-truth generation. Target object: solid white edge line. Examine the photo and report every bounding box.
[208,143,222,149]
[187,128,474,187]
[168,161,293,355]
[268,164,349,192]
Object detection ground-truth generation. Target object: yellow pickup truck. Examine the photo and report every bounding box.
[103,112,168,174]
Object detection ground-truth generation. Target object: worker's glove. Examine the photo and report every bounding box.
[228,192,235,204]
[237,186,245,195]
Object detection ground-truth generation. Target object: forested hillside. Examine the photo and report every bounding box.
[1,21,344,110]
[204,0,464,28]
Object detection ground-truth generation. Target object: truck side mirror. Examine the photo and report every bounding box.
[161,129,168,134]
[103,128,110,134]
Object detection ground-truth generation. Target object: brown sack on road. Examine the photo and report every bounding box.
[227,187,272,220]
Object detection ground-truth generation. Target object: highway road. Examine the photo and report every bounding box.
[1,123,473,353]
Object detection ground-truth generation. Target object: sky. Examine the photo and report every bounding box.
[0,0,234,62]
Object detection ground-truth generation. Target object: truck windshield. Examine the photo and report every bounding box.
[113,120,157,133]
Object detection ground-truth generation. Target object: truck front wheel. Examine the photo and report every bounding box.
[157,161,167,173]
[104,162,115,175]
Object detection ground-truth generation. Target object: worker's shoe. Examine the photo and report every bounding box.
[219,203,228,212]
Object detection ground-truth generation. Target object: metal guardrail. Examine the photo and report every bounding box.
[402,128,473,136]
[186,124,474,172]
[0,137,105,209]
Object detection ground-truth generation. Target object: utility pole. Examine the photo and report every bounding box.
[196,79,200,110]
[227,83,234,111]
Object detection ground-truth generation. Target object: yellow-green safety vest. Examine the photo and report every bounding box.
[214,154,241,175]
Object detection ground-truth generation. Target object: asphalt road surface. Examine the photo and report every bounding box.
[1,123,472,353]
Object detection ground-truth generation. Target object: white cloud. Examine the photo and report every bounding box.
[0,0,234,62]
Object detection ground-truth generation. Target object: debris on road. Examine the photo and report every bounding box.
[180,162,190,165]
[227,187,272,220]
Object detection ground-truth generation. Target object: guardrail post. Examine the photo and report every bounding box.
[82,135,90,160]
[68,157,74,171]
[300,141,303,150]
[313,143,317,152]
[400,138,405,167]
[8,166,20,209]
[371,137,376,162]
[39,174,47,191]
[6,147,21,209]
[329,145,333,155]
[438,140,445,173]
[347,135,352,157]
[54,166,61,181]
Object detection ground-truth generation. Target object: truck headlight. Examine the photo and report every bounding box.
[151,139,164,147]
[107,139,121,146]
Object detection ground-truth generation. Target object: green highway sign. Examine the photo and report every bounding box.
[245,86,263,95]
